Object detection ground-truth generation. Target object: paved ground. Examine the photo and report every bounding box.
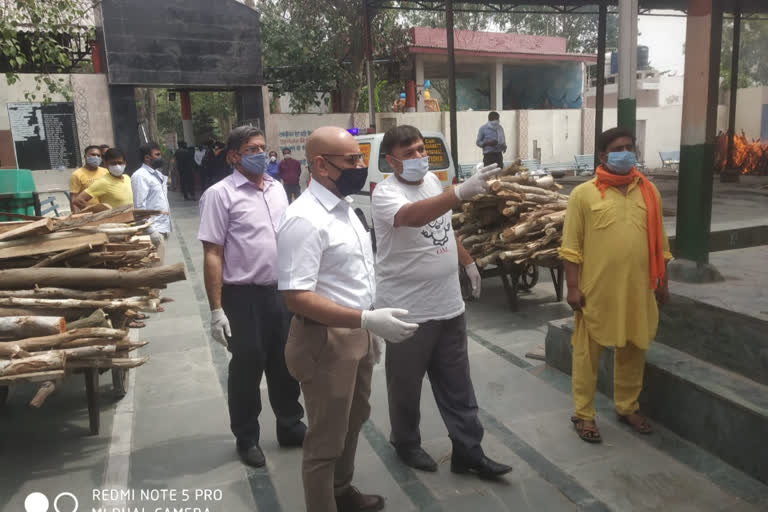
[1,190,767,512]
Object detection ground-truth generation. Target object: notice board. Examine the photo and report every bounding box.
[7,102,81,170]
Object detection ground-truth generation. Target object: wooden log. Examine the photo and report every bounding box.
[0,217,56,241]
[51,205,133,232]
[0,316,66,338]
[70,248,153,264]
[0,327,127,356]
[68,356,149,369]
[0,351,65,376]
[67,309,110,329]
[0,212,43,221]
[79,203,111,214]
[0,287,156,300]
[0,369,65,383]
[79,222,151,235]
[30,380,56,407]
[31,243,94,268]
[0,221,33,235]
[0,262,186,290]
[0,307,86,320]
[476,250,501,268]
[0,232,108,261]
[59,336,130,349]
[0,296,160,312]
[534,175,555,188]
[62,345,117,358]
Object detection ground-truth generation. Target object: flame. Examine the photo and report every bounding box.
[715,131,768,175]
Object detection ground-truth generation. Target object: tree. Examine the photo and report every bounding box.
[721,17,768,90]
[258,0,409,113]
[0,0,93,102]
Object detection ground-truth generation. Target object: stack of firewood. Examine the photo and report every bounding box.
[453,162,569,268]
[0,205,187,407]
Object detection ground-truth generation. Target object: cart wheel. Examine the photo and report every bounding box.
[112,368,128,398]
[0,386,8,408]
[518,263,539,290]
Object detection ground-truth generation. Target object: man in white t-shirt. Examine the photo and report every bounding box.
[371,125,512,479]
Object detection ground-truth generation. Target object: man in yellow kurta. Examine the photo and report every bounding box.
[559,127,672,443]
[69,145,108,212]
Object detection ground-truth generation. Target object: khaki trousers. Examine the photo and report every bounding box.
[571,313,647,421]
[285,317,374,512]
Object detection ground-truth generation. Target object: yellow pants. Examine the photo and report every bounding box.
[571,314,647,421]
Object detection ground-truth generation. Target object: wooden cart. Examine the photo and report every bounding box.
[461,260,564,310]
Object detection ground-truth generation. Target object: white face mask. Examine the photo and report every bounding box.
[489,120,500,127]
[270,156,277,162]
[108,164,126,177]
[399,156,430,182]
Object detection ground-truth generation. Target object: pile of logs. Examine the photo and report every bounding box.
[0,204,187,407]
[454,162,568,268]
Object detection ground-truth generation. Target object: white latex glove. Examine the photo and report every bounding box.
[361,308,418,343]
[455,163,501,201]
[210,308,231,347]
[465,262,482,299]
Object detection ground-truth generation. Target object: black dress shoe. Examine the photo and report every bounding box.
[277,421,307,447]
[237,443,266,468]
[450,454,512,478]
[396,446,438,472]
[335,486,384,512]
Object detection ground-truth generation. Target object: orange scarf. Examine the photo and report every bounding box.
[595,165,665,289]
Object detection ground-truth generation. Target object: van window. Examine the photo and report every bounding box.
[378,136,450,173]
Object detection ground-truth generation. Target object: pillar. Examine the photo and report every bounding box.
[405,80,416,112]
[108,85,141,172]
[489,61,503,112]
[415,56,425,112]
[725,5,741,173]
[594,2,608,168]
[446,0,459,169]
[671,0,724,282]
[180,90,195,146]
[235,87,265,129]
[617,0,638,133]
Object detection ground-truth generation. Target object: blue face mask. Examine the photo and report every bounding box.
[240,152,268,175]
[605,151,636,175]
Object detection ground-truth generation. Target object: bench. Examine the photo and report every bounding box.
[574,154,595,175]
[659,150,680,169]
[520,159,541,171]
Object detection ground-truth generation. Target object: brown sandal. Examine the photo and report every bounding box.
[127,320,146,329]
[571,416,602,443]
[617,412,653,434]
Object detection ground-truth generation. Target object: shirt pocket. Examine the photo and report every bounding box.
[589,200,616,230]
[631,200,648,231]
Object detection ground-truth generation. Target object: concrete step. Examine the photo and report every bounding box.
[545,317,768,485]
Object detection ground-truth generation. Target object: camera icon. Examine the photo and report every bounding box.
[25,492,79,512]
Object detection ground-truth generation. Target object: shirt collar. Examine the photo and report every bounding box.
[309,179,345,211]
[232,169,273,190]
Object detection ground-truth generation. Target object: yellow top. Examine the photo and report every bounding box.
[70,166,108,205]
[84,174,133,208]
[559,177,672,350]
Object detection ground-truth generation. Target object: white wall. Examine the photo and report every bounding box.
[527,110,582,164]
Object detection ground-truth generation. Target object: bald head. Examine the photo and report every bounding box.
[306,126,358,160]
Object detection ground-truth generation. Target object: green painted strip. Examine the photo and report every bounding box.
[361,421,442,511]
[617,98,636,133]
[675,143,715,262]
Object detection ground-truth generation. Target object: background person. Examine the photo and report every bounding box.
[475,111,506,169]
[132,142,171,265]
[73,147,132,210]
[266,150,281,180]
[278,147,302,203]
[69,145,107,212]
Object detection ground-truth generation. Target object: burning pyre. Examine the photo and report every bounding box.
[715,131,768,175]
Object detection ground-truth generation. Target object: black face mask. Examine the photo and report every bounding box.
[150,157,165,170]
[329,166,368,197]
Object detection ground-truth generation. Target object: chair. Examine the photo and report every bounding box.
[659,150,681,169]
[574,154,595,176]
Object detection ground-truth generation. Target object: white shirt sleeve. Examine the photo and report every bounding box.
[371,180,409,231]
[277,215,324,292]
[131,172,148,209]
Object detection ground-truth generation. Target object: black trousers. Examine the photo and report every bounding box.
[483,152,504,169]
[284,184,301,203]
[222,284,304,448]
[180,168,196,199]
[385,313,484,460]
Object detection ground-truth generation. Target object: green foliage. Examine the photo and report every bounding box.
[149,89,236,144]
[0,0,91,102]
[358,79,404,112]
[721,17,768,89]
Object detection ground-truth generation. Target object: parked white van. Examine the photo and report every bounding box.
[351,131,456,235]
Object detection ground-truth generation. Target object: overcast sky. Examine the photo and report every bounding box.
[638,11,687,75]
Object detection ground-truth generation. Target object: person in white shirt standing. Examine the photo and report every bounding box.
[132,142,171,265]
[372,125,512,478]
[277,126,418,512]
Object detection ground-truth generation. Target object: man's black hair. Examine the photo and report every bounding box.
[597,127,636,153]
[103,148,125,161]
[226,126,264,153]
[84,145,101,155]
[178,141,187,149]
[381,125,424,156]
[139,142,161,159]
[488,111,500,121]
